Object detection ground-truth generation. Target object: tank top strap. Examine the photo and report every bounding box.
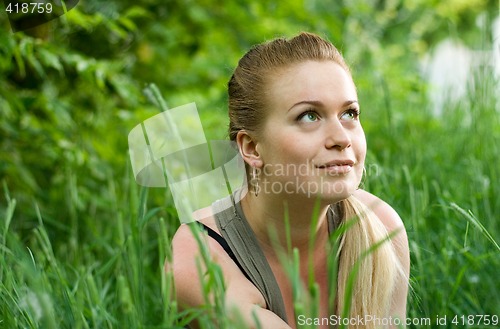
[327,202,343,234]
[212,195,288,324]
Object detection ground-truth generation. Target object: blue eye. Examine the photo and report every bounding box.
[341,108,360,121]
[298,111,320,123]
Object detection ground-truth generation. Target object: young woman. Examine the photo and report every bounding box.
[168,32,410,329]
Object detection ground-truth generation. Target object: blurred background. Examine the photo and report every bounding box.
[1,1,499,328]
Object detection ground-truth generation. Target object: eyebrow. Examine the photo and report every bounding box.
[287,100,358,112]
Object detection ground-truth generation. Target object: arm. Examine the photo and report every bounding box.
[225,299,292,329]
[167,224,292,329]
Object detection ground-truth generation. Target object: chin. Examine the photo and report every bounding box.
[319,191,353,204]
[264,176,359,203]
[320,180,358,202]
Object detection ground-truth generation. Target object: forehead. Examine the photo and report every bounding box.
[265,60,357,110]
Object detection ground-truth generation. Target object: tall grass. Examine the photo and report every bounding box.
[1,66,499,329]
[362,61,500,326]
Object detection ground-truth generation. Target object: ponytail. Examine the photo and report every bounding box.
[335,196,404,328]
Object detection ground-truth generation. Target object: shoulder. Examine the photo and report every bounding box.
[166,207,266,310]
[168,208,219,279]
[352,189,410,274]
[170,206,219,264]
[166,207,222,307]
[352,189,405,234]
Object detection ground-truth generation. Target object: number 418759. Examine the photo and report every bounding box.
[5,2,53,14]
[452,315,499,326]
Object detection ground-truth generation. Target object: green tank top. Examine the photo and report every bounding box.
[212,192,339,324]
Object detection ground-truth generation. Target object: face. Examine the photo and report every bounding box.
[254,60,366,202]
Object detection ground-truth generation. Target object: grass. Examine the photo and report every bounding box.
[1,68,499,328]
[362,64,500,326]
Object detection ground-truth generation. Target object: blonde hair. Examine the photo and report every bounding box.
[228,32,349,141]
[336,196,402,326]
[228,32,402,327]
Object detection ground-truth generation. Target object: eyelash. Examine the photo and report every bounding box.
[296,108,361,121]
[343,108,361,120]
[297,109,319,121]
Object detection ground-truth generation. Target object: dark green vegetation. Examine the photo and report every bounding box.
[1,1,498,328]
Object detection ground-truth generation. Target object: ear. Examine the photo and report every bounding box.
[236,130,263,168]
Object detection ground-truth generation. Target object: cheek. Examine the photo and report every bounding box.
[262,130,307,163]
[354,128,367,167]
[356,128,367,154]
[282,136,319,166]
[358,140,367,163]
[270,140,301,165]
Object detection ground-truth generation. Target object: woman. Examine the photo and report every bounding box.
[168,32,410,329]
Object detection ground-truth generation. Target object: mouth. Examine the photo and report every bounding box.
[315,159,355,168]
[315,160,355,174]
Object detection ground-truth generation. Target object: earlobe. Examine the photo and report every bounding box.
[236,130,263,168]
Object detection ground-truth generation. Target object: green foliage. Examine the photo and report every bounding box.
[0,0,499,328]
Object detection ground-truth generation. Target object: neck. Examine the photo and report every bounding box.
[240,189,332,258]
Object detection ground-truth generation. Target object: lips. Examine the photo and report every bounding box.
[315,159,355,175]
[315,159,355,168]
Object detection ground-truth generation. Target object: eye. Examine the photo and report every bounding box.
[297,110,320,123]
[340,108,360,121]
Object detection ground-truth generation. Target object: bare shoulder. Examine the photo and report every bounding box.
[166,206,223,308]
[353,189,410,274]
[353,189,405,234]
[169,205,218,268]
[166,215,212,309]
[166,206,267,314]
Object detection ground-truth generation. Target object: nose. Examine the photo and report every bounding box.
[324,119,351,150]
